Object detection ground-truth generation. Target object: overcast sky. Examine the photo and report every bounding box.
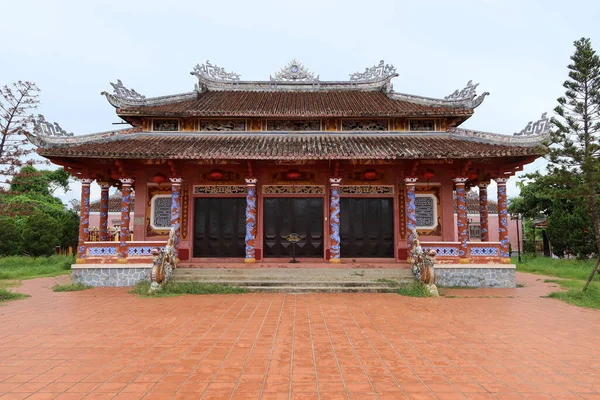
[2,0,599,204]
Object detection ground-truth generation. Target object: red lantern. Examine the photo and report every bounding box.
[363,169,377,180]
[423,169,435,181]
[468,171,479,181]
[209,169,224,180]
[286,169,302,180]
[152,173,166,184]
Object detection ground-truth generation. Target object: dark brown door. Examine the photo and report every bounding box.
[340,198,394,258]
[263,198,324,258]
[193,198,246,257]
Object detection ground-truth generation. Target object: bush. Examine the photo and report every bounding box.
[0,217,22,255]
[21,212,61,256]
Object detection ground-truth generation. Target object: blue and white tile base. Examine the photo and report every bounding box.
[435,265,516,288]
[72,264,151,287]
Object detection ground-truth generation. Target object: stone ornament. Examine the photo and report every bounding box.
[514,112,551,136]
[445,80,480,100]
[349,60,397,82]
[191,60,241,82]
[408,227,439,296]
[270,59,319,82]
[108,79,145,100]
[32,115,74,137]
[150,227,177,291]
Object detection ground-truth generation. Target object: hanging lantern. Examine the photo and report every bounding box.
[286,169,302,180]
[363,169,377,181]
[152,173,167,184]
[468,170,479,181]
[209,169,224,180]
[423,169,435,181]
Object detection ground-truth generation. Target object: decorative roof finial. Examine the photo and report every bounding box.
[513,113,551,136]
[445,80,480,100]
[32,114,74,137]
[270,59,319,82]
[108,79,145,100]
[349,60,397,82]
[191,61,241,82]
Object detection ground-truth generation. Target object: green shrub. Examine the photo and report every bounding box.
[52,283,91,292]
[395,282,433,297]
[131,280,247,297]
[21,212,61,256]
[0,288,29,302]
[0,217,22,256]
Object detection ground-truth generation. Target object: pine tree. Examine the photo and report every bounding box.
[549,38,600,290]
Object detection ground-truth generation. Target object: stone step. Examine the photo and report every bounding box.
[240,286,397,293]
[171,274,414,281]
[169,279,411,287]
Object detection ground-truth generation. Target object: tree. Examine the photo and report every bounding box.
[0,82,41,184]
[21,211,61,256]
[549,38,600,290]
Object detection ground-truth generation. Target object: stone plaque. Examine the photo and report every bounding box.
[153,197,172,228]
[415,196,434,227]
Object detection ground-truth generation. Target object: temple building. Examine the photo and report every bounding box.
[27,60,548,287]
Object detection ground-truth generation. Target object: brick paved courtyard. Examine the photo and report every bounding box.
[0,273,599,400]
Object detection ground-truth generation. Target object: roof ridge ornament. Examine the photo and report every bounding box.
[349,60,398,82]
[191,60,241,83]
[513,112,551,136]
[270,59,319,82]
[445,80,480,100]
[32,114,74,137]
[101,79,145,108]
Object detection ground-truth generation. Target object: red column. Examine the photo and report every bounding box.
[405,177,417,259]
[454,177,469,263]
[117,178,134,263]
[496,177,510,263]
[98,182,110,241]
[76,178,93,264]
[244,178,258,263]
[170,178,182,261]
[329,177,342,263]
[478,182,489,242]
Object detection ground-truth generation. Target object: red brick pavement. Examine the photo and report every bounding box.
[0,273,599,400]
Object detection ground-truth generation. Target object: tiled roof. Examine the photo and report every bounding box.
[90,193,134,212]
[38,133,542,160]
[116,91,474,118]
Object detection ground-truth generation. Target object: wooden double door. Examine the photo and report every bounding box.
[340,198,394,258]
[263,198,324,258]
[193,197,246,257]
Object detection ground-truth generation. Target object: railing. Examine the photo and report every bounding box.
[84,240,166,261]
[419,241,502,262]
[150,227,177,290]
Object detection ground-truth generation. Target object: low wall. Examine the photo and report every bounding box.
[72,264,151,287]
[435,264,516,288]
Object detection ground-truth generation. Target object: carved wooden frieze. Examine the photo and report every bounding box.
[341,119,388,131]
[262,185,324,194]
[271,171,315,181]
[409,119,435,131]
[266,120,321,131]
[199,120,246,131]
[339,185,394,194]
[153,119,179,131]
[193,185,247,194]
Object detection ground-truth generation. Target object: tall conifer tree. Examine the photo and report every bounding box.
[550,38,600,290]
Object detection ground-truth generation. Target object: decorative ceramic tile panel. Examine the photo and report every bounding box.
[88,247,117,256]
[469,246,499,256]
[421,246,459,257]
[128,246,157,256]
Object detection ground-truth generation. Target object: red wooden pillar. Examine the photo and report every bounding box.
[478,182,489,242]
[244,178,258,263]
[170,178,183,261]
[98,182,110,241]
[405,177,417,259]
[118,178,134,263]
[496,177,511,263]
[454,177,469,263]
[76,178,93,264]
[329,177,342,263]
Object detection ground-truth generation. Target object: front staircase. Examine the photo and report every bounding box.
[171,267,416,293]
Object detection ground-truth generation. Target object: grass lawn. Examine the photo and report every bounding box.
[515,256,600,309]
[53,283,92,292]
[131,280,248,297]
[0,255,74,280]
[514,256,599,281]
